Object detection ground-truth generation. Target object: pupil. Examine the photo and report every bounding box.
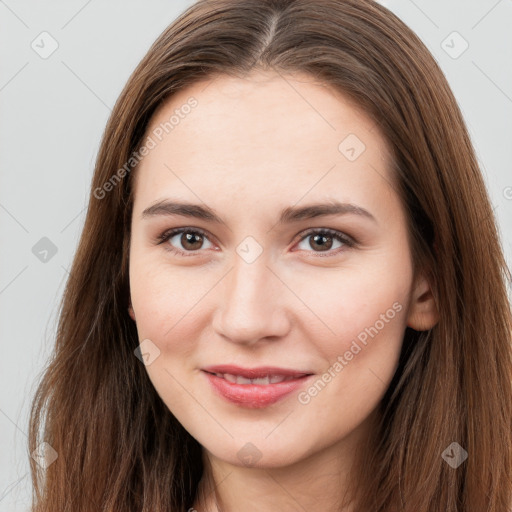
[312,234,332,251]
[183,232,202,249]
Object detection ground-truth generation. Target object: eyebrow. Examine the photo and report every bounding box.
[141,199,377,225]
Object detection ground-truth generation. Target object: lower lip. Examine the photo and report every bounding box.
[202,371,312,409]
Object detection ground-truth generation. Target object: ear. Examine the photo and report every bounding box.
[406,270,439,331]
[128,304,136,322]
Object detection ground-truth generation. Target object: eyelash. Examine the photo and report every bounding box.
[155,226,356,258]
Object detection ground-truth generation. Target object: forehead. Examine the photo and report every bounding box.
[132,70,395,212]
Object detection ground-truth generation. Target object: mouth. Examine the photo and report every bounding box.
[201,365,314,408]
[202,364,312,380]
[204,372,304,385]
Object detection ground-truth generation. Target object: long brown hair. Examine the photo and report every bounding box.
[28,0,512,510]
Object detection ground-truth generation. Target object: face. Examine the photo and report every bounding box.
[128,70,435,469]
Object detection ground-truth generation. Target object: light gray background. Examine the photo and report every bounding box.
[1,0,511,510]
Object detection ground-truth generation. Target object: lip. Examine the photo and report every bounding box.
[202,364,312,379]
[201,365,314,409]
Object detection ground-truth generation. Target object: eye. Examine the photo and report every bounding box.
[294,228,354,256]
[155,227,355,257]
[157,227,215,256]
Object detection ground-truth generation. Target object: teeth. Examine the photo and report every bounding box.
[214,373,295,385]
[251,376,271,385]
[270,375,287,384]
[234,375,253,384]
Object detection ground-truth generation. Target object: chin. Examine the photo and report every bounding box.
[202,438,310,470]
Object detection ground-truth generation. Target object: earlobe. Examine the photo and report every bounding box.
[406,272,439,331]
[128,304,136,322]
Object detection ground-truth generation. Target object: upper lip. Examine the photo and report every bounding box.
[202,364,313,379]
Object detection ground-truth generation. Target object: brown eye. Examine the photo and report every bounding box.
[308,233,334,251]
[296,229,354,255]
[159,228,214,255]
[179,232,204,250]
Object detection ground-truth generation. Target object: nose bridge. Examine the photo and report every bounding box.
[212,251,289,343]
[228,255,270,310]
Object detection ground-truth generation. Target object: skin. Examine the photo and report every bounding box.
[127,70,439,512]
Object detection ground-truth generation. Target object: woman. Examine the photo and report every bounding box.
[28,0,512,511]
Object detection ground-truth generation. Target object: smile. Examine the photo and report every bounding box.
[201,369,313,408]
[210,372,301,385]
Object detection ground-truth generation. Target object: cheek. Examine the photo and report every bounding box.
[292,273,409,434]
[292,254,411,358]
[289,258,412,419]
[129,257,207,410]
[128,255,215,355]
[130,250,186,321]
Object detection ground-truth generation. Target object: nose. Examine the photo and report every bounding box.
[211,254,291,347]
